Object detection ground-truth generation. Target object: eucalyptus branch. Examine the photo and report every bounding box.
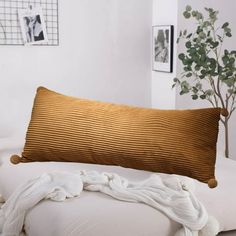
[210,34,226,109]
[220,116,225,124]
[215,26,221,32]
[226,94,229,110]
[218,33,225,57]
[228,94,236,119]
[175,5,236,157]
[212,93,219,107]
[209,76,219,96]
[226,91,233,107]
[206,97,216,107]
[215,96,218,106]
[207,76,219,107]
[216,77,226,109]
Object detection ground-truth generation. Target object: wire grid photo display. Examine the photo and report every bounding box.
[0,0,59,45]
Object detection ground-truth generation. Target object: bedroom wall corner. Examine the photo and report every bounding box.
[0,0,153,143]
[151,0,178,109]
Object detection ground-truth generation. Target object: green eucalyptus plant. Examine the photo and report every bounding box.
[173,6,236,158]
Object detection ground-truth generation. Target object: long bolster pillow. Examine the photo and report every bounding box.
[11,87,221,188]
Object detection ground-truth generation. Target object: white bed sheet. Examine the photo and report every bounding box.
[0,147,236,235]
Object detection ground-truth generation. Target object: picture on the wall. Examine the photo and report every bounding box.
[18,7,48,45]
[152,25,173,73]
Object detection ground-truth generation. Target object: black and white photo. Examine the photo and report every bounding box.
[18,7,48,45]
[153,25,173,72]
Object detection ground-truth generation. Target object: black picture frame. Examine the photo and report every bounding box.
[152,25,174,73]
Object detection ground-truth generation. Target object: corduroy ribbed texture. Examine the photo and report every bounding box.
[16,87,221,186]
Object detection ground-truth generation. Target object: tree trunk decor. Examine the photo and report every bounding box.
[173,6,236,158]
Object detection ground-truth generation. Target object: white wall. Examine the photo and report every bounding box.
[0,0,152,142]
[176,0,236,159]
[151,0,177,109]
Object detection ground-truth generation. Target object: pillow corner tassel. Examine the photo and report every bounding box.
[208,179,218,189]
[10,155,21,165]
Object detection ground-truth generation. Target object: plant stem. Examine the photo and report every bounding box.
[224,118,229,158]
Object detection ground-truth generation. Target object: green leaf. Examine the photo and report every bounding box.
[183,66,190,71]
[200,69,207,75]
[196,26,202,34]
[226,71,233,77]
[192,95,198,100]
[212,72,219,77]
[183,11,191,19]
[226,32,232,37]
[186,72,192,77]
[222,22,229,28]
[209,11,218,22]
[199,32,206,39]
[222,55,229,65]
[185,41,192,48]
[173,77,179,83]
[205,90,214,96]
[219,75,227,81]
[180,81,191,93]
[196,12,203,20]
[183,29,187,35]
[218,65,223,74]
[196,83,202,90]
[206,8,214,13]
[186,5,192,11]
[224,78,235,87]
[203,21,211,28]
[200,94,206,99]
[192,86,198,93]
[192,11,197,17]
[224,28,231,34]
[229,58,235,64]
[186,33,192,38]
[210,41,219,48]
[178,53,185,60]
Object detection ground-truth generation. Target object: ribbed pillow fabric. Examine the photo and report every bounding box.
[11,87,221,187]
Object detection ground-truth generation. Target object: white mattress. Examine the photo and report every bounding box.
[0,147,236,236]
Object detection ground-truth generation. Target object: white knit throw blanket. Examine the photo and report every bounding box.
[0,171,219,236]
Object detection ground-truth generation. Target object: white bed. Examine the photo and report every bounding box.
[0,146,236,236]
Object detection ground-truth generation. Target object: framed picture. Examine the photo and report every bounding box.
[18,7,48,45]
[152,25,174,73]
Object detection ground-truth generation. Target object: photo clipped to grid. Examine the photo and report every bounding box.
[0,0,58,45]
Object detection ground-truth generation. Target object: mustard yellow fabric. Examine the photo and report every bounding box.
[13,87,221,187]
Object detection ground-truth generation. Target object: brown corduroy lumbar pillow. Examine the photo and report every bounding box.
[11,87,221,188]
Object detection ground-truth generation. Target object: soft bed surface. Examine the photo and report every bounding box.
[1,148,236,235]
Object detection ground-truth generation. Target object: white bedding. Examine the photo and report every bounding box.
[0,147,236,236]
